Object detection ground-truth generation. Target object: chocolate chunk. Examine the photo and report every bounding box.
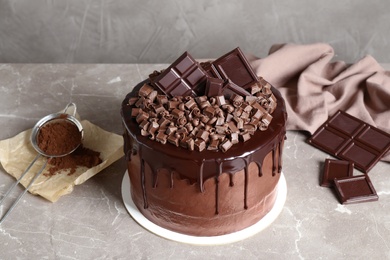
[308,110,390,173]
[210,47,259,90]
[321,159,354,187]
[334,175,378,204]
[205,77,224,97]
[151,52,208,97]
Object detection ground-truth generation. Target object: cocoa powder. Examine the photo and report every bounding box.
[37,119,82,156]
[46,145,102,176]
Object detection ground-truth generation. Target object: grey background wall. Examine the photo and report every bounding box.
[0,0,388,64]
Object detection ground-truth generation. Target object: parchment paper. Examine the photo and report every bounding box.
[0,120,124,202]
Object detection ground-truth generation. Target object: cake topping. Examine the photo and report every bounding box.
[127,47,278,152]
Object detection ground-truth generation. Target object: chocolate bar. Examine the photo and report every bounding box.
[321,159,354,187]
[333,175,378,204]
[308,110,390,173]
[210,47,259,90]
[151,52,208,97]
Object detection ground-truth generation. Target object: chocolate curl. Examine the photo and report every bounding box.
[194,139,206,152]
[166,125,177,135]
[168,134,180,147]
[219,139,233,153]
[227,121,239,133]
[203,106,215,118]
[135,96,146,108]
[191,107,202,118]
[154,103,165,114]
[147,90,158,102]
[207,139,220,150]
[250,83,262,95]
[239,132,251,142]
[158,117,170,129]
[139,84,154,97]
[186,138,195,151]
[131,108,142,118]
[176,116,187,127]
[216,96,226,106]
[233,117,244,130]
[231,94,244,108]
[156,132,168,144]
[195,96,207,105]
[168,100,180,110]
[156,95,168,105]
[229,132,239,144]
[171,108,184,119]
[196,129,210,141]
[243,124,256,135]
[139,120,150,131]
[136,111,149,123]
[185,98,197,110]
[128,97,139,106]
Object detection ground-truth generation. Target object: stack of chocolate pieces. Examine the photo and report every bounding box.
[308,110,390,204]
[128,47,278,153]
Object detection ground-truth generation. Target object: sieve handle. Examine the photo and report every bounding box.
[63,102,77,117]
[0,157,48,225]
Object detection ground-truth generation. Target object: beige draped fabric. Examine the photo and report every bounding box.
[248,43,390,162]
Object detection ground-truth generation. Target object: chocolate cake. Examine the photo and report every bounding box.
[121,47,287,236]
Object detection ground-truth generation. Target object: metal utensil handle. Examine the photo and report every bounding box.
[63,102,77,117]
[0,158,48,225]
[0,154,41,206]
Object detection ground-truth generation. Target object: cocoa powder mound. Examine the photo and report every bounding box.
[36,117,102,176]
[46,145,102,176]
[37,119,82,156]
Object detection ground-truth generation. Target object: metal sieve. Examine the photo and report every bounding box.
[0,102,83,224]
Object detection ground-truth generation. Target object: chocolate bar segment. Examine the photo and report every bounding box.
[210,47,259,90]
[321,159,354,187]
[151,52,208,97]
[308,110,390,173]
[333,175,378,204]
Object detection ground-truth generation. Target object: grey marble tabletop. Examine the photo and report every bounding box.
[0,63,389,260]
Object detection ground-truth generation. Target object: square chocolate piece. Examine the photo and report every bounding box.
[321,159,354,187]
[210,47,259,90]
[333,175,378,204]
[308,110,390,173]
[151,52,208,97]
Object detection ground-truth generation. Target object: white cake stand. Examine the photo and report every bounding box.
[121,171,287,245]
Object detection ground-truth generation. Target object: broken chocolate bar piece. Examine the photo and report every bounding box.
[308,110,390,173]
[222,80,251,99]
[210,47,259,90]
[151,52,208,97]
[333,175,378,204]
[321,159,354,187]
[205,77,224,97]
